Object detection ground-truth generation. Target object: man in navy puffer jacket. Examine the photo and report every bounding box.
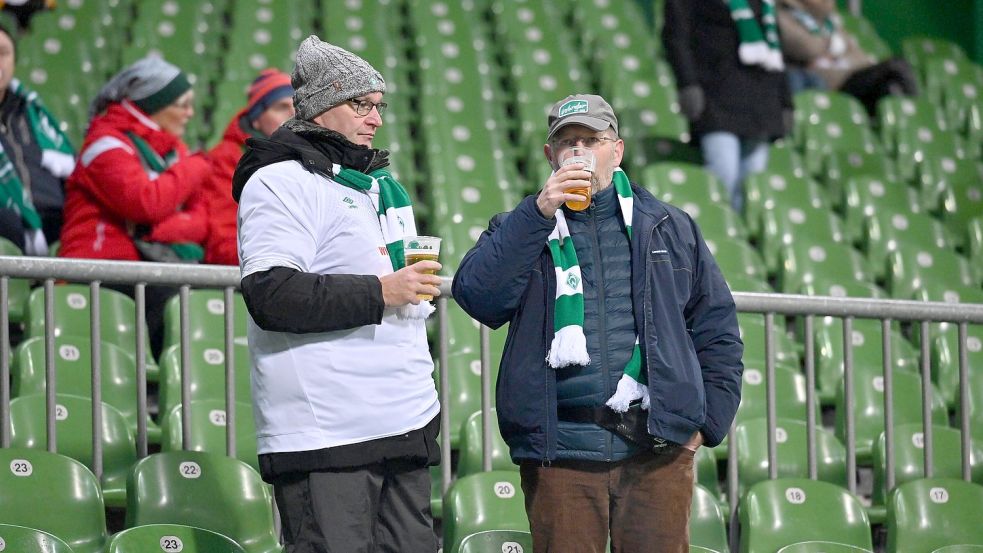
[452,94,743,553]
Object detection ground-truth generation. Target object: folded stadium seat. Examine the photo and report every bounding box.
[642,162,728,209]
[13,336,161,443]
[759,204,847,276]
[765,140,808,178]
[800,118,882,178]
[861,210,955,282]
[680,202,749,243]
[457,530,533,553]
[737,314,802,374]
[0,236,33,324]
[0,524,75,553]
[872,423,983,518]
[126,451,280,553]
[705,236,768,283]
[690,484,729,553]
[742,172,828,242]
[733,417,848,497]
[885,247,977,300]
[776,240,873,295]
[26,284,158,380]
[819,150,898,203]
[777,543,872,553]
[834,369,948,465]
[160,399,258,473]
[807,317,916,406]
[724,273,774,294]
[456,409,515,478]
[876,96,951,157]
[162,289,248,351]
[792,90,870,149]
[694,445,721,498]
[442,471,528,553]
[886,478,983,552]
[840,176,923,245]
[572,0,660,62]
[157,341,252,418]
[927,315,983,409]
[0,448,108,553]
[107,523,246,553]
[739,478,873,553]
[923,57,983,127]
[894,124,970,184]
[922,157,983,238]
[7,394,137,508]
[901,36,968,80]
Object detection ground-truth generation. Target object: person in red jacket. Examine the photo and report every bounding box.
[60,54,210,355]
[204,69,293,266]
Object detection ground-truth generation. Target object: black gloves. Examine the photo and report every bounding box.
[678,85,706,122]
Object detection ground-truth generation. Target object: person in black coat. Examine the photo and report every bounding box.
[663,0,793,213]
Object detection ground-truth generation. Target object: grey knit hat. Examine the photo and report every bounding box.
[292,35,386,121]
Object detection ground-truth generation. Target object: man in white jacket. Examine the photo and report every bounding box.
[234,36,442,553]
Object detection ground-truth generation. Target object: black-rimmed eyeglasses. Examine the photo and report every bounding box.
[346,99,388,117]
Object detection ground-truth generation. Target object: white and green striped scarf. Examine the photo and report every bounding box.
[729,0,785,72]
[332,165,434,319]
[547,168,649,413]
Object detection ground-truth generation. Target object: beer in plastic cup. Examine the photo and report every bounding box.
[559,147,595,211]
[403,236,441,300]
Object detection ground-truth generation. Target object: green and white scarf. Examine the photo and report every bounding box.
[0,78,75,232]
[333,164,434,319]
[547,167,649,412]
[729,0,785,72]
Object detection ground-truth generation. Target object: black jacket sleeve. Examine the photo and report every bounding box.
[662,0,699,89]
[241,267,385,334]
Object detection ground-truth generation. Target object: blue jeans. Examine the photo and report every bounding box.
[700,132,770,214]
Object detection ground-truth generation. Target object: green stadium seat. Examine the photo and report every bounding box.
[442,471,528,553]
[7,394,137,508]
[456,408,515,478]
[885,247,977,300]
[902,37,967,77]
[458,530,533,553]
[793,91,870,147]
[835,369,948,464]
[930,322,983,409]
[0,448,108,553]
[695,445,721,497]
[683,202,749,243]
[0,236,31,323]
[733,418,847,496]
[820,150,897,203]
[158,341,252,418]
[642,163,727,208]
[839,13,892,60]
[877,97,950,156]
[13,336,160,443]
[765,140,807,178]
[759,205,846,275]
[932,546,983,553]
[126,451,280,553]
[739,478,873,553]
[894,124,970,184]
[106,523,247,553]
[840,177,922,245]
[690,484,729,553]
[777,240,873,295]
[162,289,248,351]
[725,273,775,294]
[0,524,75,553]
[160,399,259,473]
[886,478,983,553]
[706,237,768,283]
[968,217,983,266]
[738,314,801,372]
[777,543,872,553]
[26,284,157,379]
[734,366,814,426]
[925,157,983,238]
[743,172,827,242]
[861,210,954,282]
[798,277,886,301]
[923,57,983,126]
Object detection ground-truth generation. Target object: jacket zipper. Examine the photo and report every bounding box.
[543,253,555,466]
[643,213,672,437]
[588,204,613,461]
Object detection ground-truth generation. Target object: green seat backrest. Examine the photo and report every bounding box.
[8,393,137,507]
[930,323,983,409]
[840,176,921,246]
[759,204,846,275]
[0,524,76,553]
[457,408,515,478]
[107,523,247,553]
[160,399,259,472]
[743,172,826,242]
[458,530,533,553]
[158,341,252,417]
[777,542,872,552]
[706,237,767,282]
[737,314,801,372]
[932,546,983,553]
[443,471,528,553]
[734,418,847,496]
[873,423,983,506]
[740,478,872,553]
[862,211,953,279]
[0,448,108,553]
[777,240,872,294]
[735,367,813,425]
[125,451,280,553]
[886,247,976,300]
[162,289,248,351]
[691,484,729,553]
[642,162,727,208]
[695,446,720,496]
[0,236,32,322]
[887,478,983,552]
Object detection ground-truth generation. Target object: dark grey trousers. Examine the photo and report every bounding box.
[273,459,438,553]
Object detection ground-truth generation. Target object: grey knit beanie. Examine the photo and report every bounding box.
[292,35,386,121]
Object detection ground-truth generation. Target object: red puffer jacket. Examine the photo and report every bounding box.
[60,100,210,261]
[203,109,250,266]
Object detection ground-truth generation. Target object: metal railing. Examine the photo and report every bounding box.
[1,256,982,547]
